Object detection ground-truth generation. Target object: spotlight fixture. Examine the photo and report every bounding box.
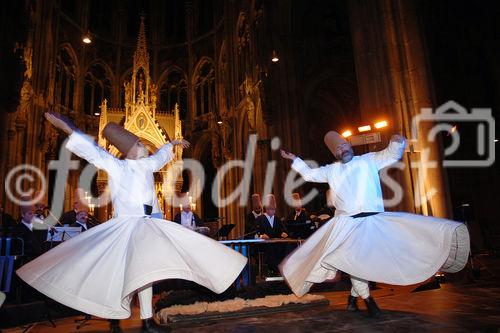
[271,50,279,63]
[82,31,92,44]
[374,120,388,129]
[217,120,223,125]
[342,130,352,138]
[358,125,371,132]
[94,112,100,116]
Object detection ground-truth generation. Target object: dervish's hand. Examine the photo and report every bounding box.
[45,112,75,135]
[390,134,406,144]
[281,232,288,238]
[171,139,190,149]
[280,149,296,160]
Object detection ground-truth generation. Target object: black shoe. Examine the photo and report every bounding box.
[141,318,170,333]
[346,295,359,311]
[109,319,123,333]
[364,296,381,318]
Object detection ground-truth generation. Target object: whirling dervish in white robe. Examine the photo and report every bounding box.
[17,117,247,320]
[279,131,469,312]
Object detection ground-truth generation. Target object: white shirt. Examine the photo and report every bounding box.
[66,132,173,217]
[180,211,195,230]
[252,210,261,219]
[292,141,405,217]
[76,221,88,231]
[21,220,33,231]
[265,213,275,228]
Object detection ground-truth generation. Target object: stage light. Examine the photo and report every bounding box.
[374,120,388,129]
[217,120,223,125]
[271,50,279,63]
[82,32,92,44]
[94,112,100,116]
[342,130,352,138]
[358,125,371,132]
[495,139,499,143]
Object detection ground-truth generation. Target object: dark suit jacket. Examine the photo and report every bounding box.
[286,209,308,224]
[60,210,77,226]
[317,206,335,217]
[11,222,43,262]
[244,211,261,239]
[256,214,287,238]
[1,212,16,236]
[70,220,96,233]
[173,212,202,227]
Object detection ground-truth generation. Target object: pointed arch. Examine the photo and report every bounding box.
[235,12,251,88]
[55,43,78,113]
[218,41,230,114]
[83,62,113,116]
[86,59,116,86]
[58,43,79,70]
[192,57,215,85]
[158,66,188,118]
[158,65,188,87]
[192,57,216,118]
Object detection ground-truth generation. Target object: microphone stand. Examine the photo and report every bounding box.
[41,210,63,249]
[47,210,64,227]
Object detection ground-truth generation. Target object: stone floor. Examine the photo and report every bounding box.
[3,258,500,333]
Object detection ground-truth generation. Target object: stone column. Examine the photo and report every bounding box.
[348,0,451,217]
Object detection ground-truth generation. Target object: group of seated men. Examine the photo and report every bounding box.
[1,189,336,284]
[0,196,97,303]
[242,191,339,275]
[243,193,311,274]
[245,192,319,240]
[1,197,97,265]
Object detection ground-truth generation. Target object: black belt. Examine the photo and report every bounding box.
[350,212,380,218]
[143,204,153,216]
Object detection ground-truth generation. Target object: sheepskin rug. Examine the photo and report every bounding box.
[157,293,326,323]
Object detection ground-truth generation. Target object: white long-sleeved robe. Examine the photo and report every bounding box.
[280,140,469,297]
[292,141,405,217]
[17,132,247,319]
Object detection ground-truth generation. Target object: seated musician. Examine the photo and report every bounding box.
[70,207,96,232]
[286,192,313,239]
[8,197,46,301]
[245,193,262,239]
[173,195,202,231]
[286,192,308,224]
[255,194,288,275]
[10,199,44,302]
[60,200,82,226]
[0,203,16,237]
[11,198,43,264]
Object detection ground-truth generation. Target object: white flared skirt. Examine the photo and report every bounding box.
[280,212,469,297]
[17,216,247,319]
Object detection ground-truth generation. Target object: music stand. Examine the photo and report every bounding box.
[46,227,81,242]
[215,224,235,240]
